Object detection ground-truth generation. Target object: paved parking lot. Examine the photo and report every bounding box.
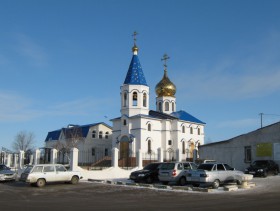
[1,176,280,210]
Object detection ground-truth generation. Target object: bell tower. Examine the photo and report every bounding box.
[121,32,150,117]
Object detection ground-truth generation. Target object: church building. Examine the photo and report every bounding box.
[111,34,205,164]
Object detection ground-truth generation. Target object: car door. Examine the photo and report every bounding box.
[55,165,70,182]
[217,164,227,182]
[43,165,57,182]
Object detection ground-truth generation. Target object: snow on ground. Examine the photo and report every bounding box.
[79,166,140,182]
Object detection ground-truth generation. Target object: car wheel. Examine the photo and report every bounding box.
[212,179,220,189]
[70,176,79,184]
[178,177,187,186]
[162,181,169,185]
[263,171,268,178]
[274,169,279,175]
[145,176,153,184]
[36,178,46,188]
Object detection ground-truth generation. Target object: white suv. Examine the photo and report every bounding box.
[20,164,83,187]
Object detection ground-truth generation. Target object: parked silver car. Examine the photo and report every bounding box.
[0,164,16,181]
[187,163,253,189]
[20,164,83,187]
[158,162,197,186]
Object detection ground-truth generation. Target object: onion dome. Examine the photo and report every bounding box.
[155,69,176,97]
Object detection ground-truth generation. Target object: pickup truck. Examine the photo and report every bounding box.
[187,163,253,188]
[20,164,83,187]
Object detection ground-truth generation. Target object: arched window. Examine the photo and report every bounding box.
[92,131,96,138]
[105,132,109,139]
[190,127,193,134]
[172,102,175,111]
[182,126,185,133]
[123,119,127,126]
[198,128,201,135]
[148,123,151,131]
[143,93,147,107]
[123,93,127,107]
[168,140,172,145]
[99,131,103,139]
[165,102,169,111]
[159,102,162,112]
[182,141,186,154]
[133,92,138,106]
[148,140,151,154]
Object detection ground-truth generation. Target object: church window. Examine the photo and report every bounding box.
[123,93,127,107]
[105,148,109,156]
[159,102,162,112]
[148,123,151,131]
[172,102,175,111]
[182,126,185,133]
[198,128,201,135]
[105,132,109,139]
[148,140,152,154]
[123,119,127,126]
[190,127,193,134]
[182,142,186,154]
[92,131,96,138]
[165,102,169,111]
[92,148,95,156]
[143,93,147,107]
[168,140,172,145]
[133,92,138,106]
[99,131,103,139]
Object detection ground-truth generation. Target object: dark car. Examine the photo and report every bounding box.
[129,162,163,183]
[245,160,279,177]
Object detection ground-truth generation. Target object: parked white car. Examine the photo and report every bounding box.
[187,163,253,189]
[158,162,197,186]
[20,164,83,187]
[0,164,16,181]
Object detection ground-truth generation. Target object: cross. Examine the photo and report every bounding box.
[132,31,138,45]
[161,53,170,70]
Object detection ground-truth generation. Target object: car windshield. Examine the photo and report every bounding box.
[197,164,214,171]
[253,160,269,167]
[23,166,33,173]
[160,163,175,170]
[143,163,160,170]
[0,165,10,171]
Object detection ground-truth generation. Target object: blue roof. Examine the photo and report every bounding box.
[171,110,206,124]
[45,122,112,142]
[124,54,148,86]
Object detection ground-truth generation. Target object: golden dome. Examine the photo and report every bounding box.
[155,69,176,97]
[132,44,138,54]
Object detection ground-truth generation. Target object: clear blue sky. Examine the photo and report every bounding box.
[1,0,280,150]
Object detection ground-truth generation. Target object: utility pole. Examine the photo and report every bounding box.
[259,113,263,128]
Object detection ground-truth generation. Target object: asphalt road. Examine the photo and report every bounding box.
[1,176,280,211]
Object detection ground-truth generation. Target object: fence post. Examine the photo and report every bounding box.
[6,153,11,167]
[111,147,119,168]
[34,149,40,165]
[157,148,163,162]
[19,151,24,169]
[51,148,58,164]
[70,148,79,171]
[137,149,143,169]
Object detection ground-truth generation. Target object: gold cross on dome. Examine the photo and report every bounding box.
[132,31,138,45]
[161,53,170,70]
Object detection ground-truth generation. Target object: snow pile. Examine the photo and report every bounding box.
[79,166,140,182]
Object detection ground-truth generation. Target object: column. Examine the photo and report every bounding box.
[157,148,163,162]
[19,150,24,169]
[70,148,79,171]
[111,148,119,168]
[50,148,58,164]
[34,149,40,165]
[137,149,143,169]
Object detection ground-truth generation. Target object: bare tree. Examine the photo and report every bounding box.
[64,126,85,151]
[12,131,35,152]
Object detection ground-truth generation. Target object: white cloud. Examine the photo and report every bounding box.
[0,91,114,122]
[15,33,48,67]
